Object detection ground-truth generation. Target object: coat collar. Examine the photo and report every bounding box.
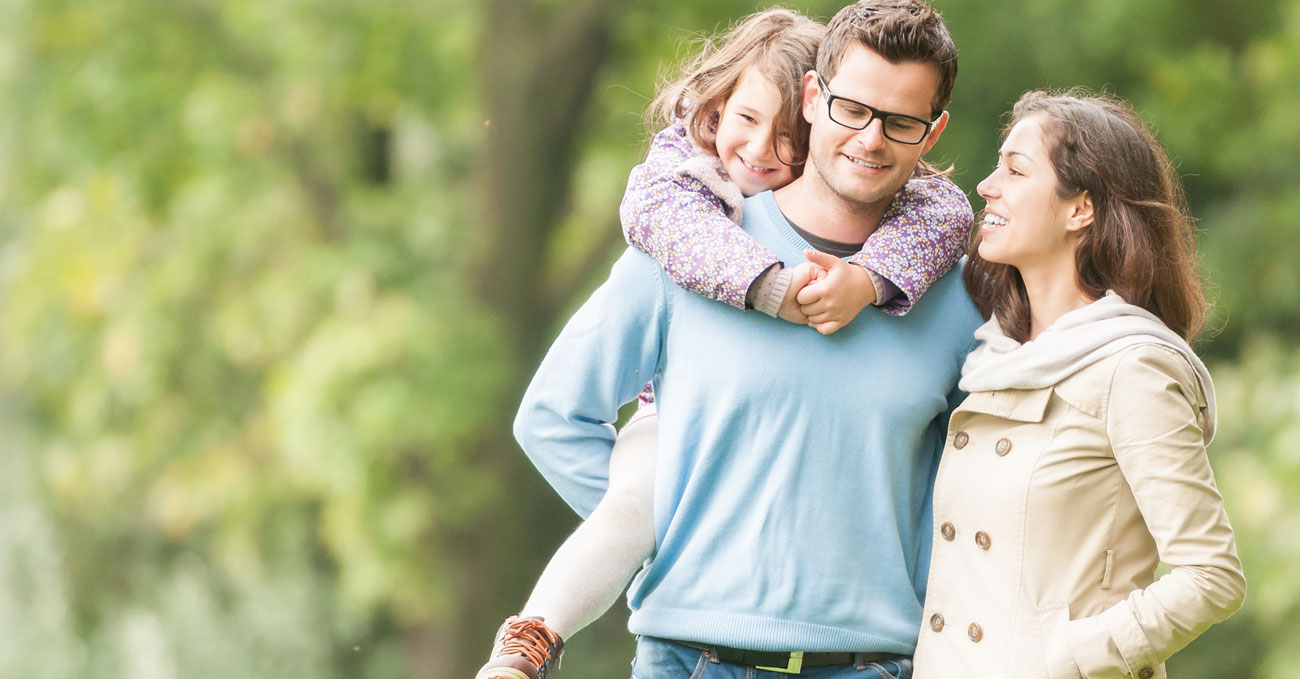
[958,386,1054,423]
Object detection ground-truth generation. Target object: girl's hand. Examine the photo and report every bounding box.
[796,249,878,335]
[777,262,826,325]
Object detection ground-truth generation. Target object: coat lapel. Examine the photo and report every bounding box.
[957,387,1054,423]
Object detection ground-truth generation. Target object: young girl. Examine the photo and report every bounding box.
[476,9,972,679]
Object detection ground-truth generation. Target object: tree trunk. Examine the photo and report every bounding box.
[413,1,619,677]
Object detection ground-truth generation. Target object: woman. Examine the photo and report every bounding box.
[913,90,1245,679]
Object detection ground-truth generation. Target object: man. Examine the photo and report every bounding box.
[514,2,982,677]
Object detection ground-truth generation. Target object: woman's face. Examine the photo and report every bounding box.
[975,115,1088,274]
[714,68,797,197]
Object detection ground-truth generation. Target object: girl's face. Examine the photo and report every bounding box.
[975,115,1089,275]
[715,68,797,196]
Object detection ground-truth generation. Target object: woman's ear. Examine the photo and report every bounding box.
[1067,191,1094,232]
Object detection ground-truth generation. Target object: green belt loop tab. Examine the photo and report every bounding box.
[755,651,804,674]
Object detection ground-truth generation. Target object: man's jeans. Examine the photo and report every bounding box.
[630,637,913,679]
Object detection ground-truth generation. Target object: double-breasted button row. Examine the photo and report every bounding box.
[927,613,984,644]
[951,431,1013,457]
[939,522,992,550]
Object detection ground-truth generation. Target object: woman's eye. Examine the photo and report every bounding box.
[739,114,757,123]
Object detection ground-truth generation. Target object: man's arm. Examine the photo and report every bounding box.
[514,249,668,517]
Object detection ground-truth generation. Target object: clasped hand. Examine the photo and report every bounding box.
[776,249,878,335]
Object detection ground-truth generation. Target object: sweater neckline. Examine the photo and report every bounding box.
[754,191,821,255]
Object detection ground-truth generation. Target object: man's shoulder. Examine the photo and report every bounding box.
[907,260,983,329]
[608,246,669,289]
[557,247,668,340]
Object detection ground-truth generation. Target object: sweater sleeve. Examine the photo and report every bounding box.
[846,175,973,316]
[619,124,780,310]
[1059,345,1245,678]
[513,249,669,518]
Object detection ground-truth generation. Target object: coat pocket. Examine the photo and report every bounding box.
[1100,549,1115,590]
[1038,603,1082,679]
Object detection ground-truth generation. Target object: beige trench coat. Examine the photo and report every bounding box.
[913,344,1245,679]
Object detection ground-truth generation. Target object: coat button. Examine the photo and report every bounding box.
[1137,669,1154,679]
[995,437,1012,456]
[930,613,945,632]
[940,522,956,541]
[953,431,969,449]
[975,531,991,550]
[967,623,983,642]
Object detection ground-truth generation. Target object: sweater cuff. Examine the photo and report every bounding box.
[748,264,791,318]
[861,266,901,308]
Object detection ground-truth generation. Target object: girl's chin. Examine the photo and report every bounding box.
[728,165,788,195]
[739,182,777,196]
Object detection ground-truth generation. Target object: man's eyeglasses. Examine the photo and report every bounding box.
[816,74,940,145]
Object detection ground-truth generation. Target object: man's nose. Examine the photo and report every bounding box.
[855,117,887,151]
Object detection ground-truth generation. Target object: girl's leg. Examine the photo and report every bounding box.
[519,404,658,636]
[476,406,658,679]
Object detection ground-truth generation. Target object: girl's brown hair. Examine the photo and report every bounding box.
[964,89,1208,342]
[648,8,824,170]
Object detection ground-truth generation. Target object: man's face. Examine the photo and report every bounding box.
[802,44,948,212]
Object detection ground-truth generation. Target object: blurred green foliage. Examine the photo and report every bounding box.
[0,0,1297,677]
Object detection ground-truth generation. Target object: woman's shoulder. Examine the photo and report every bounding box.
[1109,343,1200,389]
[1052,343,1202,418]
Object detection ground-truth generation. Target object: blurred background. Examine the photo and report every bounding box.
[1,0,1297,677]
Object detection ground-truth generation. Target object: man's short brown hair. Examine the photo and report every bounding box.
[816,0,958,119]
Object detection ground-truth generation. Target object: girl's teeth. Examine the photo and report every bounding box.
[983,214,1007,227]
[742,158,772,173]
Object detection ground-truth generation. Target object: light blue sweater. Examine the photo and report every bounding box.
[515,191,983,653]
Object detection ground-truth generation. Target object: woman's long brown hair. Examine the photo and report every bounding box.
[964,89,1208,343]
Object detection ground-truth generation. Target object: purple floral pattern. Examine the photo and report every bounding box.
[619,125,776,310]
[852,175,974,314]
[620,124,973,316]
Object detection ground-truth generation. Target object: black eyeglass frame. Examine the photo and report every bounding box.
[815,73,943,146]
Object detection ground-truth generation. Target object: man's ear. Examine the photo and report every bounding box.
[920,111,948,154]
[801,71,820,124]
[1067,191,1095,232]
